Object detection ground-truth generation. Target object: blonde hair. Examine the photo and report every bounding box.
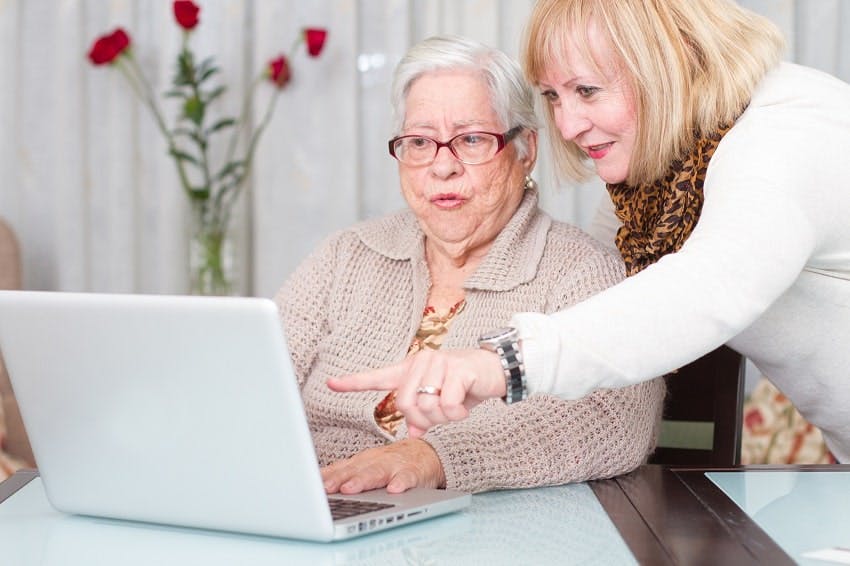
[523,0,784,185]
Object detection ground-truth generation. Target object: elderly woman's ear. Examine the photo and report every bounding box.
[522,129,538,173]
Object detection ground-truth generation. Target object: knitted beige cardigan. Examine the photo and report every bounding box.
[275,191,664,493]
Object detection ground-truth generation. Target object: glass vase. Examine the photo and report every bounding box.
[188,200,235,296]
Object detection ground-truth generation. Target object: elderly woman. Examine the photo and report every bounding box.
[276,35,663,495]
[332,1,850,463]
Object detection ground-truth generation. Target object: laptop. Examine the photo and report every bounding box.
[0,291,470,541]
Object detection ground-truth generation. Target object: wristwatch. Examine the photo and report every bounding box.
[478,326,527,404]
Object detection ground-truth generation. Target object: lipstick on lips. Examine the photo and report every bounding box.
[586,143,612,160]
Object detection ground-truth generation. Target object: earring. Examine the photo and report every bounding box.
[524,175,537,191]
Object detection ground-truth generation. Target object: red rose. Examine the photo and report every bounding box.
[173,0,201,30]
[304,28,328,57]
[268,56,291,89]
[87,28,131,65]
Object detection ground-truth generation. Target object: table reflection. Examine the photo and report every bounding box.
[707,470,850,564]
[2,478,636,565]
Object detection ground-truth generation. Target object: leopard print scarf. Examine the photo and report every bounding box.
[606,123,735,276]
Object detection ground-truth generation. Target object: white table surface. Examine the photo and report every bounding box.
[0,476,637,566]
[707,470,850,566]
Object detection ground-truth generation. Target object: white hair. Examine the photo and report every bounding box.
[391,35,538,159]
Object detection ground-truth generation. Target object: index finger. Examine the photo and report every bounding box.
[327,361,408,393]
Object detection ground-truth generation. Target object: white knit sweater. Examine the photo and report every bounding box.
[275,191,664,492]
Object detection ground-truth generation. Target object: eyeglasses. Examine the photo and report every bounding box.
[388,126,523,166]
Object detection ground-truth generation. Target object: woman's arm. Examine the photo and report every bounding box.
[517,155,817,399]
[424,382,663,492]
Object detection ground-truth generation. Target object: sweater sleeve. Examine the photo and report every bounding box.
[273,234,341,388]
[513,116,818,400]
[424,246,665,492]
[423,383,663,492]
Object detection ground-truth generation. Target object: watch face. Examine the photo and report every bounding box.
[479,326,517,344]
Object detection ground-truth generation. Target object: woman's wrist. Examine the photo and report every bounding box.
[406,438,446,489]
[475,349,509,399]
[478,327,527,403]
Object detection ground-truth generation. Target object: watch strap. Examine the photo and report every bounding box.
[496,339,527,404]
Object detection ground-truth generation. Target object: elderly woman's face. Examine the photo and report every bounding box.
[398,70,533,255]
[538,25,637,184]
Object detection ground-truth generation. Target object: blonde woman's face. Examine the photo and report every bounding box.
[538,26,637,184]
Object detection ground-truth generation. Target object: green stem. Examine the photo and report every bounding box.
[217,86,281,217]
[289,31,304,55]
[218,33,304,205]
[186,56,214,195]
[224,75,264,167]
[190,201,231,295]
[118,53,194,199]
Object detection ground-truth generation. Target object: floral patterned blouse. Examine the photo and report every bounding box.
[375,300,466,435]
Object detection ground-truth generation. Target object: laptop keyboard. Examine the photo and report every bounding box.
[328,497,395,520]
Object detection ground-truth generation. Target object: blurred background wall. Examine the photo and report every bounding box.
[0,0,847,298]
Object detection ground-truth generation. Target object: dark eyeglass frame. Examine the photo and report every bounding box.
[388,126,524,165]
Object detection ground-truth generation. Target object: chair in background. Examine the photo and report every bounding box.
[0,217,35,469]
[649,346,746,467]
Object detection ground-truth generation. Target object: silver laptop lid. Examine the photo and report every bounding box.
[0,291,336,539]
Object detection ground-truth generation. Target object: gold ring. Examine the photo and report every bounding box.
[415,385,441,396]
